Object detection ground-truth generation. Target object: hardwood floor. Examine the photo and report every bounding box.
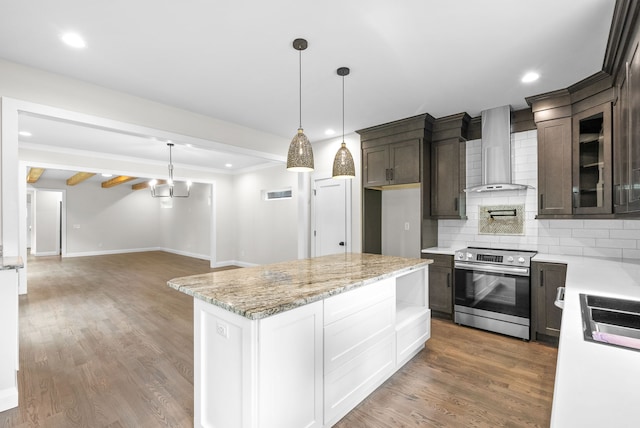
[0,252,557,427]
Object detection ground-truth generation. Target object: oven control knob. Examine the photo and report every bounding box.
[456,252,463,260]
[507,256,514,263]
[518,257,525,264]
[466,252,473,260]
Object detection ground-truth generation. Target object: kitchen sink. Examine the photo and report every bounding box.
[580,294,640,352]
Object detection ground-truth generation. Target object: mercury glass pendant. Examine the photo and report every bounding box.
[332,67,355,179]
[287,38,314,172]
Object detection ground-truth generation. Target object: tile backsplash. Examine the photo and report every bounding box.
[437,130,640,260]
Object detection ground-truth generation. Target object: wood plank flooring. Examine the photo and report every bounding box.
[0,252,557,427]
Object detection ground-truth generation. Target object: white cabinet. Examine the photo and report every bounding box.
[0,269,19,412]
[191,265,430,428]
[323,279,396,425]
[194,299,323,428]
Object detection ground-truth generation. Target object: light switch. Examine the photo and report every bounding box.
[404,222,410,231]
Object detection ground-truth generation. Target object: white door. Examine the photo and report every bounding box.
[313,178,351,257]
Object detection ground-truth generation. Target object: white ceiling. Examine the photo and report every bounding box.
[0,0,617,175]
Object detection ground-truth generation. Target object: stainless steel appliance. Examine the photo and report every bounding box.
[454,247,537,340]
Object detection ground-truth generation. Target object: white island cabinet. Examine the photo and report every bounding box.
[168,253,431,428]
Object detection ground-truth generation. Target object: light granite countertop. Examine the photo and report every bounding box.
[1,257,23,270]
[168,253,431,320]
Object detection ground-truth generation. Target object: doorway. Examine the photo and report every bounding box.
[30,189,64,257]
[312,177,352,257]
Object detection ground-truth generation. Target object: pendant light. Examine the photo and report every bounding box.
[149,143,192,198]
[332,67,355,179]
[286,38,314,172]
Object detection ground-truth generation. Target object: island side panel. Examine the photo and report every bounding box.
[194,298,258,428]
[258,300,323,428]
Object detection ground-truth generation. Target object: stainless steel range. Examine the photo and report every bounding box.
[454,247,537,340]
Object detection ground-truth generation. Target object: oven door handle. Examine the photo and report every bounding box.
[454,262,530,277]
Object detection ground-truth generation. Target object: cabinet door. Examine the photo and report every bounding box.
[629,41,640,212]
[538,118,573,216]
[572,103,612,215]
[389,140,420,185]
[614,65,630,213]
[431,138,463,218]
[531,262,566,339]
[362,145,389,187]
[428,265,452,315]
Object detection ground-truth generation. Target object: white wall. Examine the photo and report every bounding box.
[382,187,421,258]
[233,165,298,265]
[159,182,213,260]
[32,189,62,256]
[438,130,640,260]
[28,177,218,259]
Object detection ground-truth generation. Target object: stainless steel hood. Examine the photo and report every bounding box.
[464,105,531,193]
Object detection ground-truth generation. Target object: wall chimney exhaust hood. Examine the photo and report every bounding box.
[464,105,531,193]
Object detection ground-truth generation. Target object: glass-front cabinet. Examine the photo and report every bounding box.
[572,103,612,215]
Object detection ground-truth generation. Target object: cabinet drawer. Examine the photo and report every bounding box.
[324,296,395,374]
[422,253,453,268]
[396,309,430,365]
[324,333,395,425]
[324,278,394,325]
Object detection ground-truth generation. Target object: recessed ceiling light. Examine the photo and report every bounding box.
[521,72,540,83]
[225,163,233,168]
[101,173,113,177]
[61,32,86,49]
[325,129,336,136]
[19,131,32,137]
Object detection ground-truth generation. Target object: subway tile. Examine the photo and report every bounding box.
[559,237,596,247]
[539,228,572,237]
[623,220,640,229]
[548,245,583,256]
[583,247,623,259]
[537,236,561,245]
[610,229,640,239]
[548,219,584,229]
[572,228,610,238]
[595,238,637,249]
[622,248,640,259]
[582,219,624,230]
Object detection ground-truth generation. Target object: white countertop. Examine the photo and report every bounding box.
[534,254,640,428]
[421,247,458,256]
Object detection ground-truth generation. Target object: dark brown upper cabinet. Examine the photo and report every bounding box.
[362,140,420,187]
[573,103,613,215]
[614,39,640,214]
[431,137,466,218]
[358,114,434,189]
[527,73,616,218]
[537,116,573,216]
[428,113,469,220]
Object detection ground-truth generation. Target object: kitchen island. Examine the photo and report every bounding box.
[534,254,640,428]
[168,253,431,428]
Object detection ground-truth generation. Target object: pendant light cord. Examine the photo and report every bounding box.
[342,74,345,142]
[299,49,302,129]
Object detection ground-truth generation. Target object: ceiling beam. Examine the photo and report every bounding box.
[27,167,45,183]
[66,172,96,186]
[131,179,166,191]
[101,176,137,188]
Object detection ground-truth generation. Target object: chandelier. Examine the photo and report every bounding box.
[149,143,192,198]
